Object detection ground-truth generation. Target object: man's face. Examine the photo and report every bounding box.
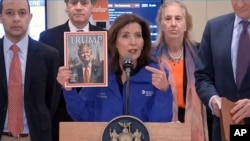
[231,0,250,19]
[0,0,32,43]
[66,0,94,27]
[78,45,92,65]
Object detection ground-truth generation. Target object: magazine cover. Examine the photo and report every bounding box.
[64,31,108,87]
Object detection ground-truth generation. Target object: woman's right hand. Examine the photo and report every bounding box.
[57,66,73,91]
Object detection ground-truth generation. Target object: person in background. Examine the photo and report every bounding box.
[0,0,60,141]
[39,0,106,140]
[57,14,173,122]
[151,1,209,141]
[195,0,250,141]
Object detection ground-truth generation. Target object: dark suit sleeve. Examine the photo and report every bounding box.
[39,31,50,45]
[45,47,61,117]
[195,21,219,107]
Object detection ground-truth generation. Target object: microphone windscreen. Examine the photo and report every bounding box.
[123,54,133,70]
[124,53,132,61]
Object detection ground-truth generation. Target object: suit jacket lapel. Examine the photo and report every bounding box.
[24,38,36,97]
[63,21,70,32]
[89,23,96,31]
[0,38,8,96]
[218,14,235,84]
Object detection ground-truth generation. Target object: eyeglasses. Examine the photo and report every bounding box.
[68,0,90,5]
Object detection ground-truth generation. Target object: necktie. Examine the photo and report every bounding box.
[84,66,90,83]
[236,20,250,87]
[77,30,84,32]
[8,44,23,137]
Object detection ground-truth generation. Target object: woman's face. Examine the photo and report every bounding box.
[116,22,144,64]
[161,3,187,40]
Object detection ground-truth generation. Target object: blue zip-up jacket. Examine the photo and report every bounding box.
[63,63,173,122]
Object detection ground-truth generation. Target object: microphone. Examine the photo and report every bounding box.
[122,54,133,115]
[123,54,133,78]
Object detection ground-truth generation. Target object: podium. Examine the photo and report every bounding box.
[60,122,191,141]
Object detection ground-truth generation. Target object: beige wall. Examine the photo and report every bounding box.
[182,0,233,42]
[47,1,68,28]
[47,0,233,42]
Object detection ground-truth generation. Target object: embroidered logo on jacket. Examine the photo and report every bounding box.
[141,90,154,96]
[96,92,108,98]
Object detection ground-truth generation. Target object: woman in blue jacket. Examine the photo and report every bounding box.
[57,14,173,122]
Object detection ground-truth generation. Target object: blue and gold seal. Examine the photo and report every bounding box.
[102,115,150,141]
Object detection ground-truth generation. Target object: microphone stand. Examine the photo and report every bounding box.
[124,71,130,115]
[123,54,133,115]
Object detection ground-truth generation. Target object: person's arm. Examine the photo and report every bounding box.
[148,67,173,122]
[57,66,95,121]
[149,86,173,122]
[45,47,60,117]
[63,88,95,121]
[195,21,220,108]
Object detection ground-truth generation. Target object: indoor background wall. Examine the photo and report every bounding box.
[46,0,233,42]
[182,0,233,42]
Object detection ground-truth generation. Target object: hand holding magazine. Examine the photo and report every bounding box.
[220,97,245,141]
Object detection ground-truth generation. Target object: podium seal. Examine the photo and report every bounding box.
[102,115,150,141]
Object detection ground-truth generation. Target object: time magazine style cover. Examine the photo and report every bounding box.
[64,31,108,87]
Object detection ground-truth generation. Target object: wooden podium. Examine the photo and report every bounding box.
[60,122,191,141]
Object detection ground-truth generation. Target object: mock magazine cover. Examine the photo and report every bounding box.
[64,31,108,87]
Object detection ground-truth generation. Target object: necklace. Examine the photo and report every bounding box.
[167,48,183,66]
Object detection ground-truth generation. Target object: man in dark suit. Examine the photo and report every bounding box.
[39,0,106,140]
[0,0,60,141]
[70,43,103,83]
[195,1,250,141]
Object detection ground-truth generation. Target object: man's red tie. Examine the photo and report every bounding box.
[8,44,23,137]
[84,66,90,83]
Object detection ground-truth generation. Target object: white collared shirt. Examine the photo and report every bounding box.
[68,20,90,32]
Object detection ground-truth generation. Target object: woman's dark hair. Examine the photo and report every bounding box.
[108,14,153,72]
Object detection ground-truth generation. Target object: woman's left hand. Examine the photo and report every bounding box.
[145,63,169,91]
